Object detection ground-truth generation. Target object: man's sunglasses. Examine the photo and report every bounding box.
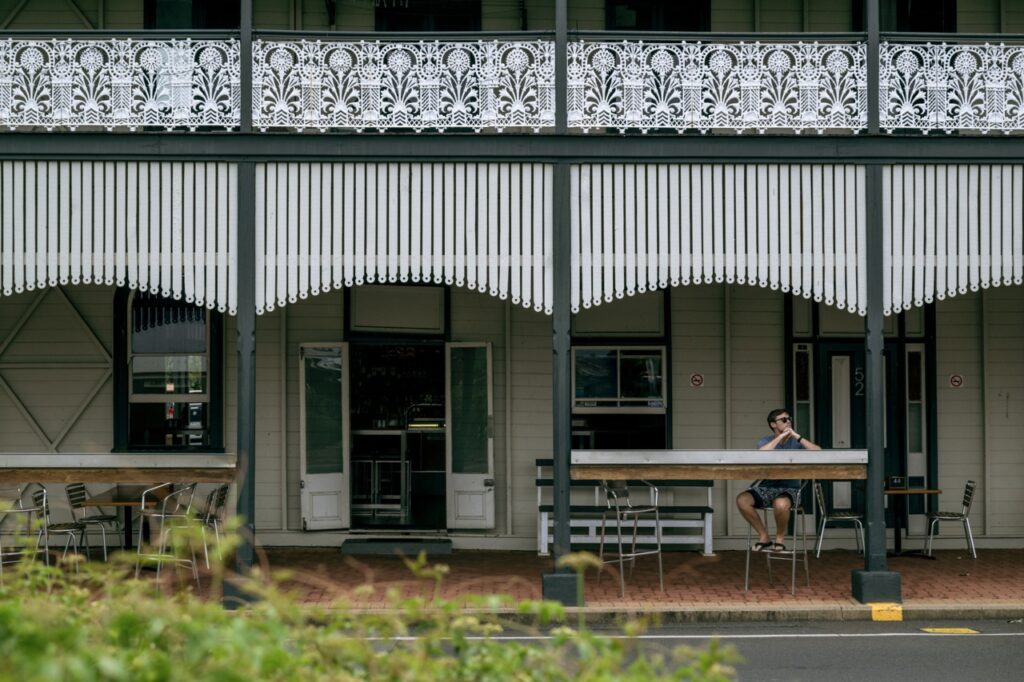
[774,416,792,423]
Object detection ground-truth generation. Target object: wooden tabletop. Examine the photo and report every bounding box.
[80,495,156,508]
[883,488,942,495]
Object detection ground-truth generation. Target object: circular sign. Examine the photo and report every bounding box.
[690,373,704,388]
[949,374,964,388]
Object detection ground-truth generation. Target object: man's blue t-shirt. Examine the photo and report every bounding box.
[756,435,804,489]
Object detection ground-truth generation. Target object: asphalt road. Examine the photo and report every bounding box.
[582,619,1024,681]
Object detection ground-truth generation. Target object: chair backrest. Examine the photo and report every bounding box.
[65,483,88,518]
[961,480,977,515]
[161,483,197,517]
[601,480,631,507]
[208,484,230,520]
[0,486,25,531]
[813,481,827,515]
[31,487,50,522]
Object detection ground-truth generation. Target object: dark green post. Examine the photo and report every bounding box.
[541,0,578,604]
[853,0,902,603]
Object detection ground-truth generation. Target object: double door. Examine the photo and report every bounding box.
[814,342,902,521]
[298,342,495,531]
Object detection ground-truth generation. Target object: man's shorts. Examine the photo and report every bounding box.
[746,485,801,509]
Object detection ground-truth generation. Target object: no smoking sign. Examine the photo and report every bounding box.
[949,374,965,388]
[690,373,704,388]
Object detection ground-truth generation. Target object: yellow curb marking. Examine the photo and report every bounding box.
[870,603,903,621]
[921,627,979,634]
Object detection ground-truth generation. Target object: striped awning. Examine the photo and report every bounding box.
[256,162,553,315]
[572,164,869,314]
[0,161,237,314]
[883,165,1024,314]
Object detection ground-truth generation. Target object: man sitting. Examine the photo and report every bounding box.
[736,408,821,552]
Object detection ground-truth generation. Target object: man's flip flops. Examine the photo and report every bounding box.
[752,541,773,552]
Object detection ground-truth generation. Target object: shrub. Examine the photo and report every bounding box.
[0,523,736,682]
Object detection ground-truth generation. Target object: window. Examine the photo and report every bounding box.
[144,1,240,30]
[862,0,958,32]
[606,0,710,31]
[114,290,223,451]
[572,347,665,412]
[375,0,481,32]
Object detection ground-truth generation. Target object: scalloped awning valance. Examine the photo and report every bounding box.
[255,162,553,315]
[0,161,237,314]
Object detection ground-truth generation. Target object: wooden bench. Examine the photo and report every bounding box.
[535,459,713,556]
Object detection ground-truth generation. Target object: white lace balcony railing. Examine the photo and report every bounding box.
[253,39,555,132]
[881,42,1024,134]
[0,38,239,131]
[568,40,867,134]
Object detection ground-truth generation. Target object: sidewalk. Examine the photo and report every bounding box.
[261,547,1024,622]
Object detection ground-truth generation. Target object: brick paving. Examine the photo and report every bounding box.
[257,547,1024,610]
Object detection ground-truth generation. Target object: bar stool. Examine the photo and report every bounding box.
[596,480,664,597]
[743,483,810,595]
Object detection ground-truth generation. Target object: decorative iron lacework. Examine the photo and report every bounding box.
[568,40,866,134]
[253,39,555,132]
[881,42,1024,134]
[0,38,239,131]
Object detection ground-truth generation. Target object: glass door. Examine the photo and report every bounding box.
[299,344,350,530]
[445,343,495,529]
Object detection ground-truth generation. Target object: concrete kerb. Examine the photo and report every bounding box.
[327,602,1024,626]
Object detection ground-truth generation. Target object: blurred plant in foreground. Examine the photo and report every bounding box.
[0,517,737,682]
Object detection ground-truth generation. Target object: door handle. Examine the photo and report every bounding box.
[483,478,495,488]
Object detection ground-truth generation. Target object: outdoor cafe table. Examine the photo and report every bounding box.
[569,449,869,482]
[884,487,942,557]
[79,490,157,550]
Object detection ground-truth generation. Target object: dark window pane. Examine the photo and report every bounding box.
[907,351,922,401]
[795,350,810,401]
[132,294,206,354]
[896,0,956,32]
[607,0,710,31]
[575,350,618,399]
[304,349,344,475]
[450,346,489,474]
[376,0,481,31]
[132,355,208,395]
[129,402,208,448]
[145,1,239,29]
[619,352,662,399]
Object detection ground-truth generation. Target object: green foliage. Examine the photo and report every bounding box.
[0,528,737,682]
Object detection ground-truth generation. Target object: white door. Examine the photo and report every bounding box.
[445,342,495,529]
[299,344,350,530]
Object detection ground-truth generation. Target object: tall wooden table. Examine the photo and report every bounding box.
[570,449,869,482]
[883,488,942,557]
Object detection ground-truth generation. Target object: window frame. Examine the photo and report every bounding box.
[605,0,711,32]
[571,345,667,414]
[113,288,224,452]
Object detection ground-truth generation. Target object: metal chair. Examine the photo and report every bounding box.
[926,480,977,558]
[196,484,229,569]
[744,483,810,595]
[135,483,200,585]
[0,486,46,583]
[65,483,122,561]
[813,481,864,558]
[32,486,86,568]
[596,480,664,597]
